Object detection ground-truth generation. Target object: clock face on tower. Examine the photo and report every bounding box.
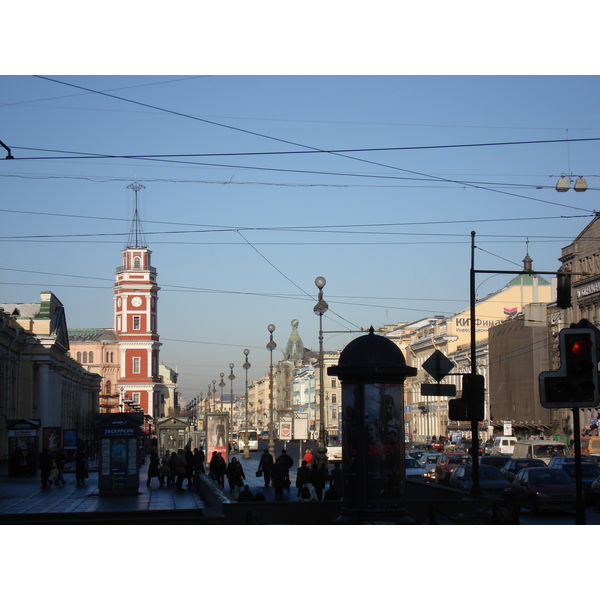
[131,296,142,307]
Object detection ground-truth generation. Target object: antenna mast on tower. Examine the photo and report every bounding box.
[126,182,147,248]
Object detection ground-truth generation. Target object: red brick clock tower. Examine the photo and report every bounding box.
[114,183,161,420]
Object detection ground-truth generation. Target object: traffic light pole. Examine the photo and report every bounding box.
[572,408,586,525]
[470,232,481,494]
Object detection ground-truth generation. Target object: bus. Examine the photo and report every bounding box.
[238,428,259,452]
[326,434,342,463]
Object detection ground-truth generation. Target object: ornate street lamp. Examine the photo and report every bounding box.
[228,363,235,422]
[207,384,212,412]
[242,349,251,460]
[314,276,329,466]
[219,372,225,411]
[267,324,277,458]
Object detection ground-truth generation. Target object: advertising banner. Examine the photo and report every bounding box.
[206,413,229,464]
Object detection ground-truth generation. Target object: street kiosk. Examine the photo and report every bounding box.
[96,412,143,496]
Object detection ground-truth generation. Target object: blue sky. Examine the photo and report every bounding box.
[1,75,599,402]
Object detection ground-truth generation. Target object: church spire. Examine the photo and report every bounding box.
[126,182,147,249]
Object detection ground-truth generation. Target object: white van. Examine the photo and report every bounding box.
[491,436,517,455]
[511,440,570,465]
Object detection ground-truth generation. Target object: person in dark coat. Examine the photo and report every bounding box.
[40,447,53,489]
[193,447,205,474]
[75,447,88,485]
[328,462,342,499]
[258,449,274,487]
[278,449,294,490]
[226,457,245,498]
[147,450,160,487]
[296,460,312,498]
[310,462,327,501]
[271,457,287,500]
[237,484,254,502]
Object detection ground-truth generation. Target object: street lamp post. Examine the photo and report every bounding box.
[207,384,212,412]
[314,276,329,466]
[212,380,217,412]
[267,324,277,459]
[219,372,225,411]
[242,349,251,460]
[228,363,235,424]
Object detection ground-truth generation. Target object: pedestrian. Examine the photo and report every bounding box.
[258,449,274,487]
[159,453,171,486]
[185,447,195,488]
[193,447,205,474]
[271,456,287,500]
[209,451,225,487]
[54,449,67,486]
[328,462,342,499]
[147,449,160,487]
[278,449,294,490]
[40,447,53,489]
[226,456,246,498]
[303,448,314,466]
[174,449,188,491]
[296,460,312,497]
[310,462,327,501]
[75,446,88,485]
[168,452,177,486]
[237,484,254,502]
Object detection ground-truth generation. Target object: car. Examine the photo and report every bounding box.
[405,457,429,481]
[479,454,512,470]
[458,440,485,456]
[434,452,472,485]
[429,440,444,452]
[547,455,593,468]
[418,452,442,481]
[407,449,429,461]
[554,461,600,502]
[590,475,600,507]
[448,464,510,494]
[500,458,547,483]
[507,467,576,513]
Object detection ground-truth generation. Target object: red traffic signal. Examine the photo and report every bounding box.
[540,327,599,408]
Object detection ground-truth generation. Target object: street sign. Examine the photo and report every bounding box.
[422,350,454,382]
[421,383,457,396]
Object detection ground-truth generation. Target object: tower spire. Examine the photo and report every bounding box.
[126,182,147,248]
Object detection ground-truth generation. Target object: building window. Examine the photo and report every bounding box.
[133,357,140,374]
[106,381,111,395]
[332,393,337,404]
[133,316,140,330]
[132,392,140,404]
[331,378,337,388]
[89,351,94,363]
[134,257,141,269]
[83,351,88,363]
[77,352,82,363]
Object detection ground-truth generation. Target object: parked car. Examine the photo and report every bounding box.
[405,457,429,481]
[435,452,472,485]
[511,440,570,464]
[500,458,547,483]
[555,461,600,502]
[547,455,593,468]
[479,455,512,470]
[448,464,510,494]
[508,467,576,513]
[418,452,442,481]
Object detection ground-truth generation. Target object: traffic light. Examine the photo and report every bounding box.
[556,273,572,309]
[540,327,599,408]
[448,374,485,421]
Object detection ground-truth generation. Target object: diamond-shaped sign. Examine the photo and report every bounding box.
[422,350,454,382]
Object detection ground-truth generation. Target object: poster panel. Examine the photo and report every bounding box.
[63,429,78,450]
[206,413,229,464]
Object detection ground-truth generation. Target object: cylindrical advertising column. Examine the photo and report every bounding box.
[328,328,417,524]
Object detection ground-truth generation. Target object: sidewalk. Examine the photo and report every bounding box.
[0,458,207,520]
